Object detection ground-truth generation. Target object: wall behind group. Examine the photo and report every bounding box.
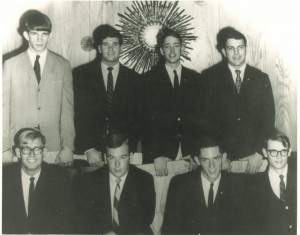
[2,0,298,150]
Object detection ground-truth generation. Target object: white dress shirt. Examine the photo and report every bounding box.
[165,63,182,87]
[27,49,47,75]
[268,165,288,199]
[101,62,120,91]
[201,172,221,207]
[21,169,41,216]
[228,63,246,83]
[109,171,128,218]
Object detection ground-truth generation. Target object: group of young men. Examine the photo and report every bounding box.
[2,9,296,235]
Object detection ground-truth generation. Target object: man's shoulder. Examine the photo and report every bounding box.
[129,165,153,182]
[246,64,269,79]
[47,50,70,65]
[4,51,27,65]
[3,163,20,179]
[171,169,200,185]
[41,162,71,179]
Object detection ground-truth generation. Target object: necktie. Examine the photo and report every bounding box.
[235,70,242,94]
[34,55,41,84]
[28,177,35,218]
[107,67,114,107]
[112,178,121,228]
[279,175,286,204]
[173,70,179,90]
[208,183,214,208]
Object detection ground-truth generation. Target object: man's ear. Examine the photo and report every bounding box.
[194,156,200,166]
[262,148,268,158]
[288,148,292,157]
[23,31,29,41]
[159,47,164,56]
[222,152,227,160]
[221,48,226,58]
[16,148,21,159]
[98,45,102,54]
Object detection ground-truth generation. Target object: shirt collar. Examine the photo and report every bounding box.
[109,170,129,185]
[201,171,221,187]
[21,168,41,182]
[27,48,47,63]
[165,63,182,76]
[228,63,246,81]
[101,61,120,73]
[268,164,288,178]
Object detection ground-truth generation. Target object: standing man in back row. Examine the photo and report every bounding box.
[73,24,140,167]
[202,27,275,173]
[3,10,75,166]
[141,27,206,176]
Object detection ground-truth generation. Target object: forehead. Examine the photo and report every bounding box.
[20,137,43,146]
[107,143,129,157]
[102,37,119,43]
[200,146,221,158]
[267,140,286,149]
[163,36,181,45]
[225,38,245,47]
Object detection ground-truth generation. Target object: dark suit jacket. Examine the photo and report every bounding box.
[73,59,141,154]
[162,169,247,235]
[73,165,156,234]
[2,162,76,234]
[202,61,275,160]
[246,166,297,235]
[141,62,206,163]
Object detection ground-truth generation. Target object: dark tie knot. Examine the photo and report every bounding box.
[279,175,284,181]
[173,70,177,75]
[108,67,113,72]
[210,183,214,188]
[116,178,121,185]
[30,177,35,182]
[235,70,241,76]
[36,55,40,60]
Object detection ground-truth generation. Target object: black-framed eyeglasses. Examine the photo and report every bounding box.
[267,149,289,157]
[20,147,44,155]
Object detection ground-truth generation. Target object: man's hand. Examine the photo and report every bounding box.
[154,156,171,176]
[240,152,263,174]
[86,149,104,167]
[55,146,73,167]
[3,150,13,165]
[222,153,231,172]
[182,155,198,171]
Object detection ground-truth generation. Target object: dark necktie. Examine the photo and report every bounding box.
[107,67,114,112]
[112,178,121,228]
[28,177,35,218]
[34,55,41,84]
[208,183,214,208]
[173,70,179,90]
[279,175,286,204]
[235,70,242,93]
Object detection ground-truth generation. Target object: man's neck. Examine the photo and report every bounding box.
[101,60,119,67]
[165,61,180,70]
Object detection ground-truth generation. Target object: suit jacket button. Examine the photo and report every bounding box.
[237,118,241,121]
[177,117,181,122]
[38,107,41,110]
[289,225,293,229]
[285,206,289,210]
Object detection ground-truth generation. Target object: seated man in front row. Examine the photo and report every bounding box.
[74,132,156,234]
[2,128,75,234]
[246,129,296,235]
[162,137,247,234]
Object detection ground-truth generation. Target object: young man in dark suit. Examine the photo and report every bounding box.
[74,133,155,234]
[246,129,296,235]
[202,27,275,174]
[2,128,75,234]
[73,25,140,167]
[162,137,246,234]
[3,10,75,166]
[141,27,205,176]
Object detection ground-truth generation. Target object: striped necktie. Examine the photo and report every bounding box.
[107,67,114,112]
[112,178,121,228]
[279,175,286,204]
[235,70,242,93]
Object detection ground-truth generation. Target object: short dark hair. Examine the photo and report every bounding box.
[93,24,123,48]
[14,128,46,148]
[217,26,247,51]
[263,128,290,149]
[23,10,52,33]
[156,27,182,49]
[197,136,222,156]
[106,133,129,149]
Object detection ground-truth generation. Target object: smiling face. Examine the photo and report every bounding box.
[160,35,182,68]
[98,37,122,66]
[106,143,130,178]
[263,140,291,173]
[23,30,50,53]
[222,38,246,69]
[199,146,223,182]
[16,137,45,176]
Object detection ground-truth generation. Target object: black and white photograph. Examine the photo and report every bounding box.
[1,0,298,234]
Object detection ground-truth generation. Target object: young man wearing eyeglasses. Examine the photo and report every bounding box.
[2,128,76,234]
[246,129,296,235]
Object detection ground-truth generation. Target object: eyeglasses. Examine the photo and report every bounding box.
[20,147,44,155]
[267,149,289,157]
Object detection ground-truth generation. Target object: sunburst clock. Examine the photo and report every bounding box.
[116,1,197,74]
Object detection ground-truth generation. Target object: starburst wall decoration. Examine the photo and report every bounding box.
[116,1,197,74]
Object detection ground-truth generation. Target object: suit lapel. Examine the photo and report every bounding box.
[39,52,54,89]
[239,64,252,94]
[23,52,39,87]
